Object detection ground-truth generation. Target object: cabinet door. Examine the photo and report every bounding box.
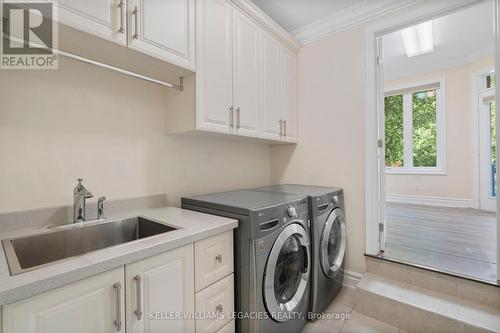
[259,31,282,141]
[2,268,125,333]
[57,0,126,45]
[280,45,298,142]
[128,0,195,70]
[233,10,260,138]
[126,244,195,333]
[195,0,234,134]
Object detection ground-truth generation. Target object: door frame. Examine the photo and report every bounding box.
[363,0,498,281]
[478,87,497,211]
[472,67,496,210]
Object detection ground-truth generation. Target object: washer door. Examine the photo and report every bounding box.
[264,223,310,322]
[320,208,347,279]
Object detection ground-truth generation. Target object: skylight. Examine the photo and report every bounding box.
[400,21,434,57]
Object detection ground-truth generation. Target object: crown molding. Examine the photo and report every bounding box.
[290,0,424,45]
[229,0,302,53]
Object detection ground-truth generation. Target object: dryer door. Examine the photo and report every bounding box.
[320,208,347,279]
[264,222,310,322]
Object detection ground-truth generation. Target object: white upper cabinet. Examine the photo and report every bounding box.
[2,268,125,333]
[57,0,127,45]
[126,244,195,333]
[195,0,234,134]
[127,0,195,70]
[166,0,300,144]
[280,45,298,142]
[259,31,281,141]
[232,10,260,137]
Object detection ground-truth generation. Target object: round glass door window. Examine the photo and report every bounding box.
[320,208,347,279]
[264,223,310,322]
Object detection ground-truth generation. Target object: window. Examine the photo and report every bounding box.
[384,79,445,174]
[486,74,496,89]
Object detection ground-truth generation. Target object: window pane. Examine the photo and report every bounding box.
[385,95,404,167]
[487,74,496,89]
[412,90,437,167]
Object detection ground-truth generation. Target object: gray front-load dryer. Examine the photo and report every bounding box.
[255,185,347,316]
[182,190,311,333]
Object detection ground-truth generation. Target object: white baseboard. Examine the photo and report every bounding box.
[343,270,362,289]
[386,194,473,208]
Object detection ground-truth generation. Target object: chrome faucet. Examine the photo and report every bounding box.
[73,178,93,223]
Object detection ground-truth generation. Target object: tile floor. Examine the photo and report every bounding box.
[302,287,404,333]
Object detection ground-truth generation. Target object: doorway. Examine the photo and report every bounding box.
[372,0,498,283]
[479,82,497,211]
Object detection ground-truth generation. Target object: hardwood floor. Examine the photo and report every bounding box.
[384,202,497,282]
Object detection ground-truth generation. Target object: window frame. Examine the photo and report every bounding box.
[384,78,447,175]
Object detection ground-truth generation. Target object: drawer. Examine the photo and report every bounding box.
[217,320,235,333]
[195,274,234,333]
[195,231,233,291]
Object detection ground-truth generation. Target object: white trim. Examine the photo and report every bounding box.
[472,67,495,210]
[386,168,446,175]
[495,0,500,282]
[364,0,487,256]
[291,0,424,45]
[229,0,301,53]
[403,93,413,168]
[478,88,497,211]
[343,270,363,289]
[386,194,473,208]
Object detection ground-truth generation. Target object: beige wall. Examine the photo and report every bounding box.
[271,27,367,274]
[385,57,494,200]
[0,57,271,213]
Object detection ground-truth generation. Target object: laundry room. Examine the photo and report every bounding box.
[0,1,499,333]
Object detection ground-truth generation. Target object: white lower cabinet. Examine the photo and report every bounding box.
[1,232,234,333]
[195,275,234,333]
[2,267,125,333]
[216,320,235,333]
[126,244,195,333]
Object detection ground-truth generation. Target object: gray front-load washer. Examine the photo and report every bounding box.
[182,190,311,333]
[255,185,347,316]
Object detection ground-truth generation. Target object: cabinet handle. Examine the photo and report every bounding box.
[113,282,122,331]
[134,275,143,320]
[236,107,241,129]
[132,6,139,39]
[279,119,283,136]
[118,0,125,33]
[216,304,223,313]
[229,106,234,128]
[215,254,223,263]
[283,120,287,137]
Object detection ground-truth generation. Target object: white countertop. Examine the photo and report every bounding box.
[0,207,238,305]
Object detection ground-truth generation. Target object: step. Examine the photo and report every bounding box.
[356,273,500,333]
[366,256,500,309]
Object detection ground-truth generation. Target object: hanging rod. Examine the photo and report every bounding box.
[5,33,184,90]
[57,49,184,91]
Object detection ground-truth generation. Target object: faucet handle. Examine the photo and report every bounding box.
[97,196,106,219]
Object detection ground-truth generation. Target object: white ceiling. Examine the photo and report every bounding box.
[251,0,364,32]
[383,1,494,81]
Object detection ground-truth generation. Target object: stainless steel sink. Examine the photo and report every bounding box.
[2,217,177,275]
